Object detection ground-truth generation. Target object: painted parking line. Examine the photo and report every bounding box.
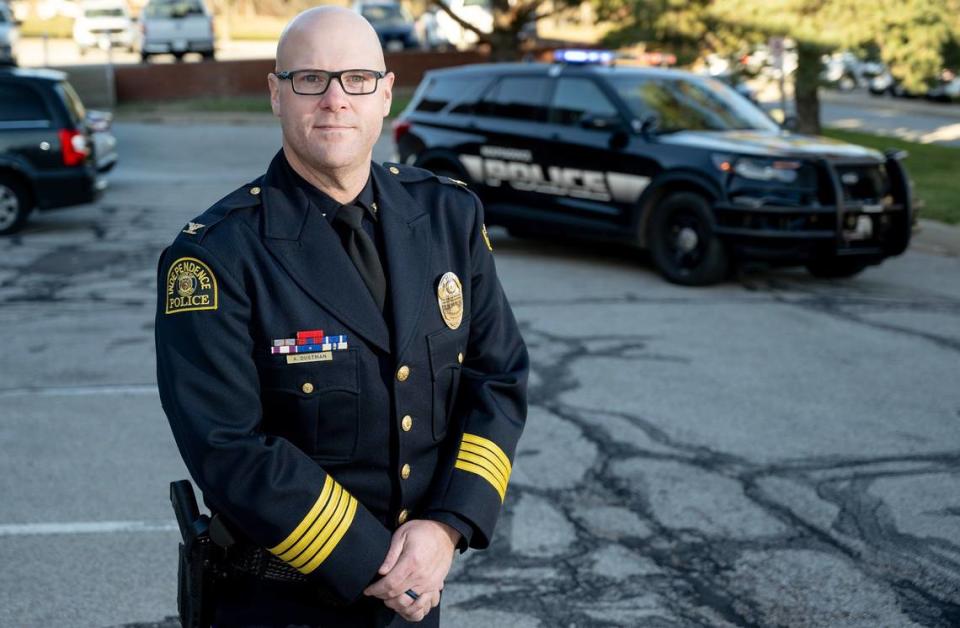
[0,520,179,537]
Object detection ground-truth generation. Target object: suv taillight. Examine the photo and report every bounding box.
[58,129,90,166]
[392,119,411,144]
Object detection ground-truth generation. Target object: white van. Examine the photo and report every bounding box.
[73,0,137,54]
[139,0,215,62]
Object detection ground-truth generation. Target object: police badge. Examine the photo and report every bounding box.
[437,272,463,330]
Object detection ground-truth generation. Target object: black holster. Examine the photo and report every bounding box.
[171,480,224,628]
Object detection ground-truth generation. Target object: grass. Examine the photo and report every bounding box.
[114,87,414,118]
[116,96,273,115]
[824,129,960,225]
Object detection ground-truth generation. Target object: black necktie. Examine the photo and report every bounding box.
[333,204,386,312]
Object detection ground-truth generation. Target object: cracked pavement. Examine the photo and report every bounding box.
[1,120,958,627]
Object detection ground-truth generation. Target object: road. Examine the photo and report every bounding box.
[821,90,960,147]
[1,119,959,627]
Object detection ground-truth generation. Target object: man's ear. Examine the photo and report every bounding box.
[268,73,282,117]
[381,71,395,118]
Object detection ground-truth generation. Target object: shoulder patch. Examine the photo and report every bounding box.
[165,257,218,314]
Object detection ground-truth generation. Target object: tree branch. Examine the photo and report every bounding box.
[429,0,489,41]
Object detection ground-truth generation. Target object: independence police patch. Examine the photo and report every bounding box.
[165,257,218,314]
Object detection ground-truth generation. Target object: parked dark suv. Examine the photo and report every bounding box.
[0,67,114,234]
[394,53,913,284]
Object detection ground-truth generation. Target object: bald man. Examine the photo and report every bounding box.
[155,7,528,627]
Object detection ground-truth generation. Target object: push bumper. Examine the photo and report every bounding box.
[712,153,912,264]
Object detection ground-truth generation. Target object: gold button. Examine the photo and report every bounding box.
[397,509,409,525]
[249,186,261,195]
[401,415,413,432]
[457,352,464,364]
[401,464,411,479]
[389,166,400,175]
[301,382,314,394]
[396,365,410,382]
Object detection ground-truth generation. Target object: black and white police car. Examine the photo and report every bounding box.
[393,50,913,285]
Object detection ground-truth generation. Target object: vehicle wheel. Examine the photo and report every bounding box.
[647,191,729,286]
[173,52,185,62]
[0,175,33,236]
[805,259,868,279]
[201,51,215,61]
[140,52,150,63]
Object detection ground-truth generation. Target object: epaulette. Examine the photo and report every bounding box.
[178,177,265,243]
[383,162,471,190]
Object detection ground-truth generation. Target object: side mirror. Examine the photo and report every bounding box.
[781,115,799,132]
[638,115,659,138]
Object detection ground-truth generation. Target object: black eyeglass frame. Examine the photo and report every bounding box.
[273,69,388,96]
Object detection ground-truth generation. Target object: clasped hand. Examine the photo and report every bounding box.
[363,519,460,623]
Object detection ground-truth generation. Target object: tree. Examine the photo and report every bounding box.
[428,0,583,60]
[601,0,960,134]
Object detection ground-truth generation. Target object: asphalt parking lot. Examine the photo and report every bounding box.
[0,119,958,627]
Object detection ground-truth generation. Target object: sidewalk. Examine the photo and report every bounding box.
[912,219,960,257]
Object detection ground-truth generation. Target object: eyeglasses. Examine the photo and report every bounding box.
[273,69,387,96]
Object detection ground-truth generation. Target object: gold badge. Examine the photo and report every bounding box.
[182,222,205,235]
[165,257,218,314]
[481,223,493,252]
[437,272,463,330]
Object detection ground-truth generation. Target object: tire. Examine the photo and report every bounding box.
[647,191,729,286]
[140,52,150,63]
[173,52,185,62]
[201,50,215,61]
[0,175,33,236]
[805,258,868,279]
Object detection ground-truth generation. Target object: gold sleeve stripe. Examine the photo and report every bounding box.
[300,496,358,575]
[459,441,509,480]
[462,433,512,476]
[455,460,507,502]
[280,484,344,564]
[290,488,352,569]
[269,475,335,556]
[457,449,508,488]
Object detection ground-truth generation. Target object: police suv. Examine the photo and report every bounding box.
[393,51,913,285]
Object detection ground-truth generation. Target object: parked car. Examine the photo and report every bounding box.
[0,3,20,66]
[73,0,137,54]
[821,52,884,91]
[0,68,117,235]
[394,53,913,285]
[354,1,419,51]
[139,0,215,62]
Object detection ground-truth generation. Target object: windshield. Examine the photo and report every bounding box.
[85,8,126,17]
[609,75,779,133]
[145,0,205,18]
[361,5,408,25]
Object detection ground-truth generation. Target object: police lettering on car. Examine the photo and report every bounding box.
[394,49,913,285]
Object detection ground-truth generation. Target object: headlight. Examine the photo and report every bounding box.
[713,154,802,183]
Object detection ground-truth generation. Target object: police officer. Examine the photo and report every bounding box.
[155,6,528,627]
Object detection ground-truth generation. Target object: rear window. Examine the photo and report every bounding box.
[0,84,50,122]
[84,8,126,17]
[476,76,550,122]
[57,82,86,126]
[414,76,488,113]
[144,0,206,18]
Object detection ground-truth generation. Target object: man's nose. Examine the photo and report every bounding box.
[317,78,351,110]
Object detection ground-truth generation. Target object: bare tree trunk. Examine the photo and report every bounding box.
[794,41,822,135]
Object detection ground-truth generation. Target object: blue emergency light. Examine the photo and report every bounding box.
[553,49,615,65]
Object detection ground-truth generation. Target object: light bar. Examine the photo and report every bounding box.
[553,49,615,65]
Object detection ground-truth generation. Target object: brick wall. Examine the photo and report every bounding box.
[113,50,489,103]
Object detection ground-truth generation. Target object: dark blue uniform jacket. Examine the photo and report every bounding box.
[155,154,528,604]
